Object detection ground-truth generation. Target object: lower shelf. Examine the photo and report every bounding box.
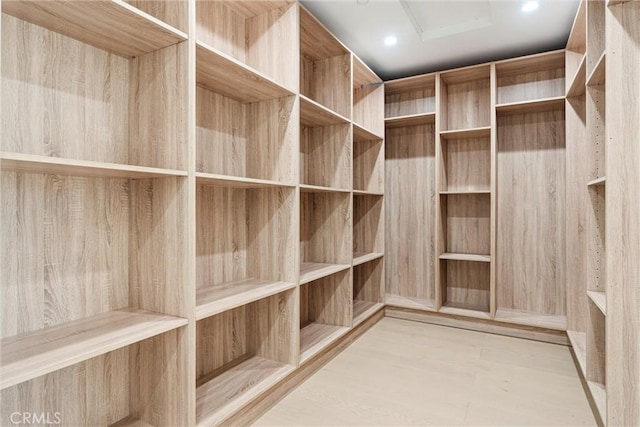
[1,308,187,390]
[494,308,567,331]
[385,294,437,311]
[300,262,351,285]
[440,303,491,320]
[588,381,607,422]
[196,356,294,426]
[353,251,384,266]
[567,330,587,376]
[300,322,350,363]
[353,300,384,326]
[196,278,296,320]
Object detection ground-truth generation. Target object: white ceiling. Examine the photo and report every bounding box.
[300,0,579,81]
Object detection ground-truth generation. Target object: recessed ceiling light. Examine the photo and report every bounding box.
[522,1,539,12]
[384,35,398,46]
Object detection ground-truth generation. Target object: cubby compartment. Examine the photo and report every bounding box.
[439,260,490,315]
[353,258,384,326]
[300,270,351,362]
[384,124,437,309]
[1,326,189,427]
[300,190,352,284]
[300,6,351,119]
[384,73,436,127]
[300,118,351,190]
[587,183,606,315]
[196,182,297,320]
[353,194,384,263]
[440,193,491,257]
[353,129,384,194]
[440,65,491,131]
[1,13,188,172]
[586,301,606,418]
[353,56,384,137]
[195,0,298,91]
[196,290,297,426]
[495,50,565,105]
[196,86,297,184]
[0,172,189,392]
[440,131,491,193]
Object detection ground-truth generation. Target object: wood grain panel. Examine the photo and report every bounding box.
[384,125,436,304]
[301,54,351,119]
[126,0,188,33]
[605,3,640,424]
[1,174,129,338]
[444,78,491,131]
[565,96,589,333]
[354,83,384,137]
[353,194,384,255]
[586,303,606,387]
[497,68,565,104]
[353,258,384,305]
[443,137,491,192]
[441,260,490,312]
[497,111,566,316]
[300,123,351,189]
[385,88,436,118]
[300,192,352,265]
[196,1,246,63]
[300,270,351,328]
[443,194,491,255]
[299,6,348,62]
[353,138,384,194]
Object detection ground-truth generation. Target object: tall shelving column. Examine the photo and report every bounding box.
[436,65,493,319]
[192,1,300,425]
[0,2,193,425]
[605,1,639,426]
[383,74,437,311]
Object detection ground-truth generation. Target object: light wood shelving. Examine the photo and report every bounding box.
[353,126,384,195]
[353,258,384,326]
[353,56,384,138]
[353,252,384,266]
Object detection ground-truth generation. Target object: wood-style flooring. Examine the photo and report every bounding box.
[253,317,596,426]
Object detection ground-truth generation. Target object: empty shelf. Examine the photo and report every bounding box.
[196,279,297,320]
[587,176,606,187]
[440,190,491,195]
[3,0,186,58]
[300,95,349,127]
[439,253,491,262]
[300,323,349,363]
[567,330,587,376]
[440,305,491,320]
[196,41,294,103]
[0,152,187,179]
[586,52,606,87]
[299,184,351,194]
[494,308,567,330]
[353,300,384,326]
[196,356,294,426]
[567,55,587,97]
[385,112,436,128]
[587,291,607,315]
[496,96,565,115]
[196,172,295,188]
[300,262,351,284]
[440,126,491,140]
[353,252,384,266]
[1,308,187,389]
[385,294,437,311]
[353,123,383,142]
[353,189,384,196]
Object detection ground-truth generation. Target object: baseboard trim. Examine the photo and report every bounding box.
[220,307,385,426]
[385,306,569,345]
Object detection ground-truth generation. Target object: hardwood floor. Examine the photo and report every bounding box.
[253,318,596,426]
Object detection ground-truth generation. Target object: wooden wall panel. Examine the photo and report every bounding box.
[444,79,491,130]
[384,124,436,305]
[497,110,566,315]
[196,1,246,61]
[126,0,188,33]
[302,54,351,119]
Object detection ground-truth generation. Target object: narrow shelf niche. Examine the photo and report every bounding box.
[384,73,436,119]
[353,194,384,256]
[440,259,490,313]
[195,0,298,91]
[440,66,491,131]
[441,134,491,193]
[300,270,352,362]
[196,290,296,426]
[496,50,566,105]
[300,7,351,118]
[300,190,352,283]
[353,258,384,326]
[353,130,384,194]
[2,14,188,172]
[196,183,297,319]
[353,56,384,137]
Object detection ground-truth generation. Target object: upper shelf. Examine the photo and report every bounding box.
[384,73,436,95]
[567,0,586,53]
[0,308,187,390]
[300,95,350,127]
[495,50,566,77]
[440,126,491,140]
[586,52,606,87]
[300,5,349,62]
[0,152,187,179]
[567,55,587,98]
[353,55,382,89]
[196,172,296,189]
[196,41,295,103]
[496,96,565,115]
[2,0,187,58]
[385,112,436,128]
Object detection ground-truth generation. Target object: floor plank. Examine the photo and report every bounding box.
[253,318,596,426]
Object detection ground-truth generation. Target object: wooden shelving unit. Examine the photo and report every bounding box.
[353,56,384,138]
